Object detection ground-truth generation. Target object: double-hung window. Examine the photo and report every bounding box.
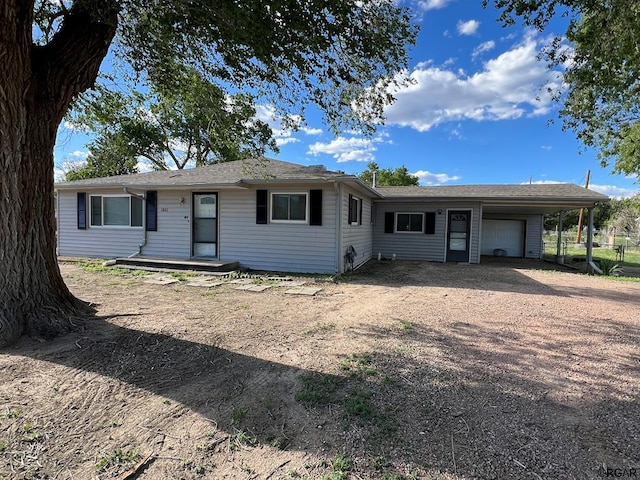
[90,195,143,227]
[271,193,308,222]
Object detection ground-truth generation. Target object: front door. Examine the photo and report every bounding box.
[446,210,471,262]
[192,193,217,257]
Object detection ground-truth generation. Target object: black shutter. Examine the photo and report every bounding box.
[146,191,158,231]
[310,189,323,226]
[384,212,394,233]
[359,198,363,225]
[256,189,268,224]
[77,192,86,229]
[425,212,436,234]
[348,194,353,224]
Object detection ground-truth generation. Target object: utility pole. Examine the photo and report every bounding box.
[575,170,591,244]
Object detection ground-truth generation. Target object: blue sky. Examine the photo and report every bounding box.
[54,0,639,198]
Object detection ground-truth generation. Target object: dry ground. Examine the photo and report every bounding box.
[1,259,639,480]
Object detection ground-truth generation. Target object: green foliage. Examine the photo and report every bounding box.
[597,259,624,276]
[64,134,139,180]
[69,62,278,174]
[487,0,640,176]
[359,162,419,187]
[95,449,140,471]
[320,452,353,480]
[295,373,342,406]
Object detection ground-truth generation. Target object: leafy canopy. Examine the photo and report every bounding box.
[486,0,640,177]
[68,60,278,173]
[359,162,419,186]
[37,0,417,140]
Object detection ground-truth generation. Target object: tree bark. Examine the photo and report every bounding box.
[0,0,118,347]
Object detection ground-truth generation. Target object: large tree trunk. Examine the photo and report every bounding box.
[0,0,118,347]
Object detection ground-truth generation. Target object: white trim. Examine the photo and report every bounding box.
[88,194,144,228]
[270,191,309,224]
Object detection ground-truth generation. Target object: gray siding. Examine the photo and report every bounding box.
[481,213,543,259]
[340,185,374,271]
[218,186,338,273]
[373,202,481,263]
[143,190,191,258]
[524,214,543,259]
[57,189,145,258]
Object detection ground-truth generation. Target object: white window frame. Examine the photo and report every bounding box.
[270,192,309,224]
[395,212,424,234]
[89,194,143,228]
[349,195,361,225]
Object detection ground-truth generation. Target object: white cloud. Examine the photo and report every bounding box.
[384,32,562,132]
[418,0,453,11]
[589,183,640,199]
[69,150,89,159]
[307,134,388,163]
[472,40,495,59]
[255,104,323,146]
[413,170,461,185]
[275,137,300,147]
[457,20,480,36]
[526,180,639,199]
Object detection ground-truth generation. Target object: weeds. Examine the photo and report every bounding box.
[320,452,353,480]
[339,352,377,377]
[95,449,140,471]
[305,322,337,335]
[398,319,414,331]
[0,440,7,452]
[230,429,257,450]
[295,373,342,406]
[77,259,148,277]
[231,406,248,424]
[1,408,21,419]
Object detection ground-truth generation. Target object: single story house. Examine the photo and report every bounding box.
[54,159,609,273]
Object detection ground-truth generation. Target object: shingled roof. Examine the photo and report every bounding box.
[55,158,369,190]
[375,184,608,202]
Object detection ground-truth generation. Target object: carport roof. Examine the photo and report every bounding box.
[375,183,609,214]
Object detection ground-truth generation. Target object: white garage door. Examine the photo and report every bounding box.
[481,219,524,257]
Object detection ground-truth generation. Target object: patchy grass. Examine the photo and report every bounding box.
[95,449,140,472]
[305,322,337,335]
[295,373,342,406]
[76,259,149,277]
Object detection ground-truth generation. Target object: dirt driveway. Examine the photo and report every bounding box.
[1,259,639,479]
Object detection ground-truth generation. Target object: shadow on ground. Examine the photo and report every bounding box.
[2,310,639,479]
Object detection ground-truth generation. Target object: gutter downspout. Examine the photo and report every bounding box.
[124,187,147,257]
[334,181,342,274]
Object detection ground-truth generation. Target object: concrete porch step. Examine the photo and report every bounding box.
[114,256,239,273]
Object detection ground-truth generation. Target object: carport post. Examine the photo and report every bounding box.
[556,211,564,263]
[586,207,594,274]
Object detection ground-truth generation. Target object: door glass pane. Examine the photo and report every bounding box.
[449,232,467,251]
[104,197,129,225]
[193,243,216,257]
[450,214,467,232]
[194,218,217,243]
[195,195,216,218]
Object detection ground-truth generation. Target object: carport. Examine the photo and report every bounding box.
[373,183,610,268]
